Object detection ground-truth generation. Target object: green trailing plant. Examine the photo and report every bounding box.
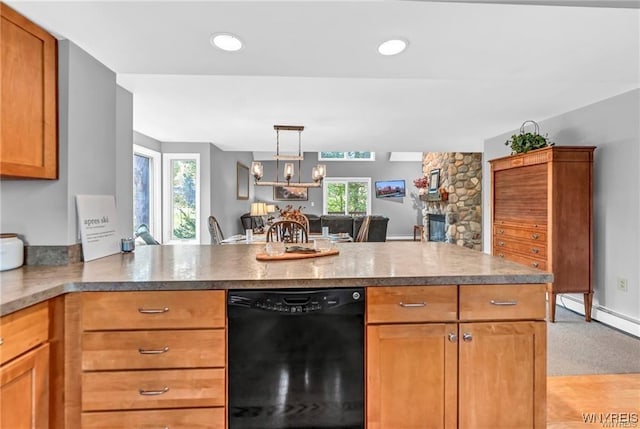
[505,120,554,154]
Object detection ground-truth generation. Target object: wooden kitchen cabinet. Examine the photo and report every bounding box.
[64,290,226,429]
[490,146,595,321]
[366,284,546,429]
[0,3,58,179]
[0,301,50,429]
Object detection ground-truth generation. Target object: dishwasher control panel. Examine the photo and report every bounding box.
[228,288,364,315]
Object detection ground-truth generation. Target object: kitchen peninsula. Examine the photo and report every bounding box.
[1,242,552,429]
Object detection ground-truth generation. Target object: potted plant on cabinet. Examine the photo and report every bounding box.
[505,120,554,154]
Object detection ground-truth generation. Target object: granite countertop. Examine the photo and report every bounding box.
[0,242,552,316]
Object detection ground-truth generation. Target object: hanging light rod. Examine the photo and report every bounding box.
[250,125,326,188]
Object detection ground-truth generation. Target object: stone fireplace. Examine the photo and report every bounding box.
[421,152,482,250]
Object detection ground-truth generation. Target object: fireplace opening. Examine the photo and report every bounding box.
[428,214,446,242]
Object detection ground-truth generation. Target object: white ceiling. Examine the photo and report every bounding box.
[7,1,640,152]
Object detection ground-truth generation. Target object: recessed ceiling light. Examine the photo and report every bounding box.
[210,33,243,52]
[378,39,408,56]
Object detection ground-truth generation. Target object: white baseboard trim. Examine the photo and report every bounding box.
[386,235,415,241]
[557,295,640,338]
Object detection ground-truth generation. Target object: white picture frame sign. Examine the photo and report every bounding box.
[76,195,120,261]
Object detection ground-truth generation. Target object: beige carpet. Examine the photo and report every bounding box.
[547,305,640,376]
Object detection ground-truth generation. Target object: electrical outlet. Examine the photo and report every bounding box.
[617,277,628,292]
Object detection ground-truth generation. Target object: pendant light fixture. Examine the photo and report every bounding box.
[250,125,327,188]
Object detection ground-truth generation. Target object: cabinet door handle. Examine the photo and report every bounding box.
[490,300,518,306]
[138,346,170,355]
[531,248,539,254]
[531,233,540,239]
[0,337,3,346]
[462,333,473,342]
[448,333,458,343]
[139,387,169,396]
[531,262,539,268]
[138,307,170,314]
[399,302,426,308]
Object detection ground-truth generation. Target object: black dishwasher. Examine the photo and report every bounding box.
[228,288,364,429]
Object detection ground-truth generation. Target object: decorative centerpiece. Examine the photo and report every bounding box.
[413,176,429,195]
[505,120,554,154]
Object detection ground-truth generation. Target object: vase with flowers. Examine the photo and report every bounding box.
[413,176,429,195]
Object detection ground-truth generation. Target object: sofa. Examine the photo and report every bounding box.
[306,214,389,242]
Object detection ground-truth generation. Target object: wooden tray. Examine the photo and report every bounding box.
[256,248,339,261]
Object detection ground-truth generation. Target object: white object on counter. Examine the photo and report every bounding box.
[0,233,24,271]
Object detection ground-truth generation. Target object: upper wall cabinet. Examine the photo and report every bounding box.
[1,3,58,179]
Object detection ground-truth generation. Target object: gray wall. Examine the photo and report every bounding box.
[116,87,133,238]
[254,152,423,237]
[1,40,125,246]
[483,89,640,325]
[210,147,255,237]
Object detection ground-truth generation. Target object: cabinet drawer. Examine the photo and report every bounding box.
[82,329,225,371]
[494,224,547,243]
[0,302,49,365]
[82,407,225,429]
[82,290,225,330]
[367,286,457,323]
[460,284,546,321]
[495,250,547,271]
[494,236,547,258]
[82,368,225,411]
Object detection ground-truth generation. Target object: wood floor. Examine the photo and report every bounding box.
[547,374,640,428]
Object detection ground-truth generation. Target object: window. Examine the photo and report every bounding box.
[323,177,371,216]
[318,152,375,161]
[133,145,161,240]
[163,153,200,244]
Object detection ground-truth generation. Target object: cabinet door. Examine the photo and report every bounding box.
[458,322,546,429]
[0,343,49,429]
[367,323,457,429]
[0,4,58,179]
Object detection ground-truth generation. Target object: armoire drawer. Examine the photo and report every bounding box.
[494,236,547,258]
[494,250,547,271]
[459,284,546,321]
[494,223,547,243]
[81,290,225,330]
[82,329,225,370]
[82,368,225,411]
[367,286,457,323]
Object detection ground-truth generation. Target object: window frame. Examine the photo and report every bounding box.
[322,177,372,216]
[133,144,162,241]
[162,152,201,244]
[318,152,376,161]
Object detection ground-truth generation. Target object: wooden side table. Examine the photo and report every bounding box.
[413,225,424,241]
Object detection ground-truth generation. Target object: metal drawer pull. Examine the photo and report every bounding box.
[531,262,539,268]
[498,253,504,258]
[138,307,170,314]
[498,241,505,246]
[531,233,540,239]
[138,346,170,355]
[531,248,539,254]
[498,229,504,234]
[399,302,426,308]
[139,387,169,396]
[462,333,473,342]
[0,337,3,346]
[448,333,458,343]
[490,300,518,306]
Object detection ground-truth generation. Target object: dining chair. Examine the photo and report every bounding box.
[266,220,308,243]
[208,215,225,245]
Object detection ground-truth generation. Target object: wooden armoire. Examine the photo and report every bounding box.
[490,146,595,322]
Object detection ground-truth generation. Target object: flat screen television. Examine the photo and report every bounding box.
[375,179,406,198]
